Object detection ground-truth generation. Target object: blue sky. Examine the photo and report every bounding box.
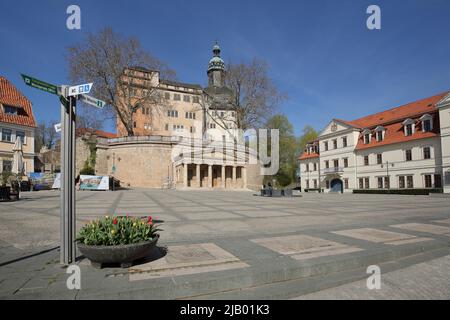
[1,0,450,136]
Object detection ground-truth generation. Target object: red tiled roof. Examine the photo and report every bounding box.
[76,128,117,139]
[298,152,319,161]
[300,91,450,155]
[352,92,448,150]
[347,92,448,129]
[355,117,439,150]
[0,76,37,127]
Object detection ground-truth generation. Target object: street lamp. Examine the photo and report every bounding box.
[381,161,394,189]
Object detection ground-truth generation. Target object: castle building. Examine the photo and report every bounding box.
[299,91,450,194]
[88,44,262,190]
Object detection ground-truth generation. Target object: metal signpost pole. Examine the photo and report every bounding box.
[60,87,77,265]
[22,75,101,265]
[60,86,66,264]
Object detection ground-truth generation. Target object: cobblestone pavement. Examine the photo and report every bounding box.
[1,189,450,299]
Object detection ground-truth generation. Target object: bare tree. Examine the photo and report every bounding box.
[225,58,287,131]
[75,103,104,131]
[67,27,175,136]
[35,121,59,152]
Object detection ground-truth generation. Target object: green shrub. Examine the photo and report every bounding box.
[79,163,95,175]
[353,188,443,195]
[76,215,161,246]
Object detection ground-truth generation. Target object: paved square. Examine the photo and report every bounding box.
[129,243,248,281]
[332,228,432,245]
[251,234,362,260]
[2,190,450,299]
[390,223,450,236]
[433,218,450,225]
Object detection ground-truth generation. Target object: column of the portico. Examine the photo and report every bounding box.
[221,165,226,188]
[208,165,213,188]
[196,164,201,188]
[242,166,247,189]
[183,163,188,188]
[232,166,237,189]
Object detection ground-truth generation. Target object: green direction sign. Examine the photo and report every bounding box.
[21,74,59,95]
[79,94,105,109]
[59,95,69,109]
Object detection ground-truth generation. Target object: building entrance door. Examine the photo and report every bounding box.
[212,166,219,187]
[330,179,343,193]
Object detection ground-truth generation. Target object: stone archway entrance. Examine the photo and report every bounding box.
[330,179,343,193]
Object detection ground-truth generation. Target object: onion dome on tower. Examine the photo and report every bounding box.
[207,42,225,88]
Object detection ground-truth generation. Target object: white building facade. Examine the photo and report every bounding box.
[299,91,450,194]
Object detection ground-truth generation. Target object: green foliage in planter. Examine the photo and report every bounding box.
[1,171,13,186]
[76,216,161,246]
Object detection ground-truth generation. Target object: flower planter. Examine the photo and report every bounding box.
[77,235,159,269]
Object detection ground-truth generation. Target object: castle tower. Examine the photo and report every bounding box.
[207,42,225,88]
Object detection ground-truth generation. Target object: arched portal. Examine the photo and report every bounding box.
[330,179,343,193]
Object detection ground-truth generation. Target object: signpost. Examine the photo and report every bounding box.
[22,74,104,265]
[79,94,105,109]
[21,74,59,95]
[68,83,93,97]
[54,123,62,133]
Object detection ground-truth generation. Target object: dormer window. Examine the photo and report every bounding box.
[3,104,19,115]
[420,114,433,132]
[402,119,415,136]
[362,129,371,144]
[374,126,385,142]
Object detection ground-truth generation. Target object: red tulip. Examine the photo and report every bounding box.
[113,218,118,225]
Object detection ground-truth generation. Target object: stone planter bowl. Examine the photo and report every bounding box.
[77,235,159,269]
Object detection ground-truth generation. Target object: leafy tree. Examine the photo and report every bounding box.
[297,125,319,156]
[264,114,297,187]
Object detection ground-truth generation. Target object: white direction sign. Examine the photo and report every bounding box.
[54,123,61,133]
[68,83,93,97]
[79,94,106,109]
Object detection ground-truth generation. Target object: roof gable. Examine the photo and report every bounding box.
[0,76,37,128]
[319,119,356,137]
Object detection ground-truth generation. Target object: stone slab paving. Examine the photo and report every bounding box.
[251,235,362,260]
[294,254,450,300]
[390,223,450,236]
[1,189,450,299]
[332,228,432,245]
[434,218,450,225]
[128,243,249,281]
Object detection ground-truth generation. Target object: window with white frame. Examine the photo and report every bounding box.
[16,131,26,144]
[423,146,431,159]
[2,128,12,142]
[363,129,371,144]
[375,126,385,142]
[342,136,347,147]
[420,114,433,132]
[403,119,415,136]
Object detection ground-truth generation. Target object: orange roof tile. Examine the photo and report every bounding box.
[347,92,448,129]
[355,118,439,150]
[298,152,320,161]
[301,91,449,153]
[76,128,117,139]
[0,76,37,127]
